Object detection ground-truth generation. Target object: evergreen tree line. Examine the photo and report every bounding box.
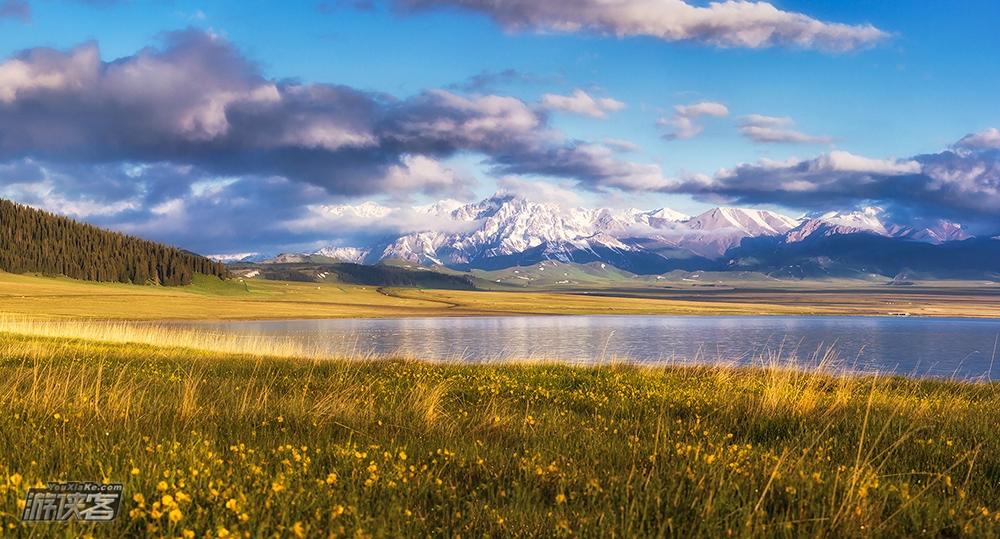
[0,198,230,285]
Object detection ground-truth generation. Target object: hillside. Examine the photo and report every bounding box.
[0,198,229,285]
[231,258,476,290]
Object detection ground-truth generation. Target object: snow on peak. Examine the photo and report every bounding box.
[414,199,464,217]
[314,246,369,264]
[323,201,393,218]
[686,207,801,235]
[646,207,690,222]
[206,252,274,263]
[812,208,888,235]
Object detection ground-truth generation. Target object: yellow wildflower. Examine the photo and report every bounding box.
[168,508,183,523]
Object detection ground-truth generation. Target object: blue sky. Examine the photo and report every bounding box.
[0,0,998,254]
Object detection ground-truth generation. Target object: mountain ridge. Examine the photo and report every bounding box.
[210,192,986,278]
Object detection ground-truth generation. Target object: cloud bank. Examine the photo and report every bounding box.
[0,29,670,252]
[0,30,667,194]
[390,0,889,51]
[659,133,1000,230]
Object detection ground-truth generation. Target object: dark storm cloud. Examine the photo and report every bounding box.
[387,0,888,51]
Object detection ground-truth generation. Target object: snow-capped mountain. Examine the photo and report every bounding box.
[206,252,275,263]
[885,220,971,244]
[322,201,394,219]
[311,192,697,270]
[786,207,972,244]
[687,207,801,235]
[211,192,977,274]
[314,246,368,264]
[675,207,802,257]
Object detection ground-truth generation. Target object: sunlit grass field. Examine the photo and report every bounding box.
[5,269,1000,321]
[1,324,999,538]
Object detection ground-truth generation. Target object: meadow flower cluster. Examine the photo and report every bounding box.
[0,330,999,537]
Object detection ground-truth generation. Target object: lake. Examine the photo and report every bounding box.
[178,315,1000,379]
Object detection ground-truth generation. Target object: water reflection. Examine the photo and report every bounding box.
[178,316,1000,379]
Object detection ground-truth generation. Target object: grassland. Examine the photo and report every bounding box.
[3,270,1000,537]
[1,325,999,538]
[4,270,1000,321]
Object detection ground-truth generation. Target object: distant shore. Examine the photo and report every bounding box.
[3,271,1000,322]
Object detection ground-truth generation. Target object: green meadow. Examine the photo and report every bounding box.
[1,323,999,538]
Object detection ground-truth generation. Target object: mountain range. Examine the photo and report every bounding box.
[210,192,999,279]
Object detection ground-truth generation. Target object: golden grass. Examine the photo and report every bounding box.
[1,324,1000,537]
[5,270,1000,322]
[0,315,321,359]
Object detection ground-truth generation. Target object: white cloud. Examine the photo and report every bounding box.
[604,139,642,153]
[393,0,889,51]
[955,128,1000,150]
[0,44,99,103]
[497,176,585,205]
[809,151,920,174]
[660,101,729,140]
[381,155,478,200]
[539,89,626,119]
[736,115,833,144]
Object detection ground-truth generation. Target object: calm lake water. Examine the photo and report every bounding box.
[179,316,1000,379]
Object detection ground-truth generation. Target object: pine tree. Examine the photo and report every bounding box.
[0,198,231,285]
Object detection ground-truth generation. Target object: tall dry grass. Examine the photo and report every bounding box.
[0,324,998,537]
[0,315,329,359]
